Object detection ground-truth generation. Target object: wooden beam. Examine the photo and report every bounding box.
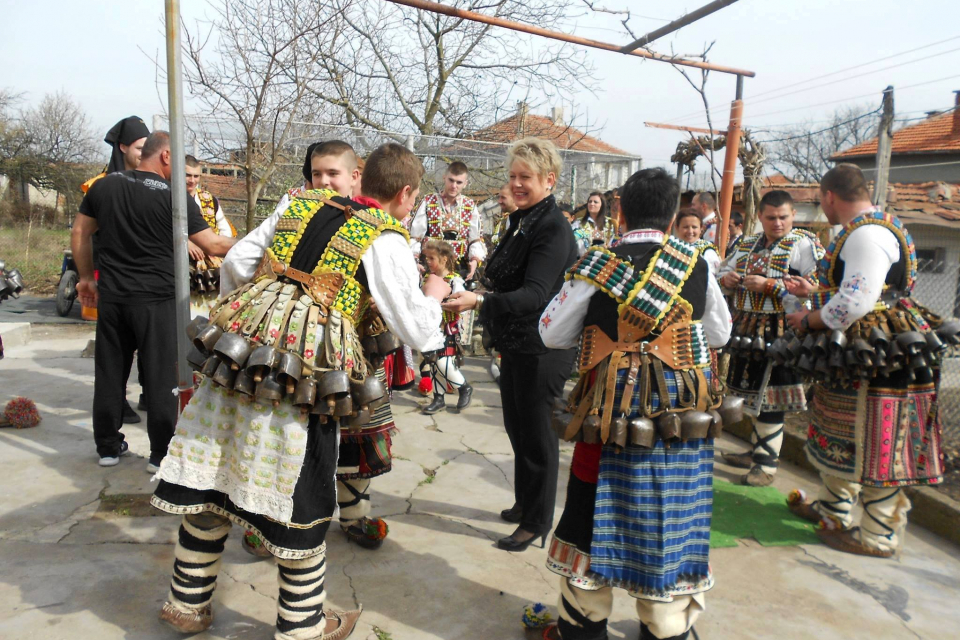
[872,86,895,206]
[383,0,756,77]
[645,121,726,135]
[621,0,740,51]
[716,98,744,258]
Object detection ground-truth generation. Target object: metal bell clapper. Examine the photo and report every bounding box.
[582,415,601,444]
[246,345,280,383]
[628,416,656,448]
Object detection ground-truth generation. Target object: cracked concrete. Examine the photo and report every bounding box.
[1,325,959,639]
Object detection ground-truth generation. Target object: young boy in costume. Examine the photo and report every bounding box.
[152,142,447,639]
[538,167,732,640]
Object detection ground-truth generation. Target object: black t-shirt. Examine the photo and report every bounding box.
[79,170,207,304]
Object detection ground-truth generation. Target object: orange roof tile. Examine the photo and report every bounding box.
[471,113,637,157]
[832,110,960,159]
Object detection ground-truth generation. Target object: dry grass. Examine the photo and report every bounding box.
[0,225,71,295]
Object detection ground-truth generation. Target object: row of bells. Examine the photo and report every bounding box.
[0,261,24,301]
[186,317,392,427]
[759,320,960,382]
[551,395,745,449]
[190,267,220,294]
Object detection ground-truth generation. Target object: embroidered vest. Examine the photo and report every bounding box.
[196,189,237,237]
[731,229,823,314]
[424,193,475,260]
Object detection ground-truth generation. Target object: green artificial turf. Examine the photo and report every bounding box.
[710,479,821,548]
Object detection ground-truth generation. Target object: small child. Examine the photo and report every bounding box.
[419,239,473,414]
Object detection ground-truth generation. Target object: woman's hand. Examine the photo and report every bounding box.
[442,291,478,313]
[783,275,815,297]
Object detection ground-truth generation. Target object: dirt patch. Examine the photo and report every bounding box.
[95,493,160,518]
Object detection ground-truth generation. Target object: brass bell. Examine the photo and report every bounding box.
[277,352,303,395]
[680,411,712,440]
[293,377,317,410]
[194,324,223,354]
[609,416,628,448]
[233,370,256,396]
[376,331,402,355]
[212,360,238,388]
[254,372,284,406]
[707,410,724,439]
[213,332,253,371]
[628,417,656,448]
[657,413,682,444]
[186,316,209,342]
[582,415,601,444]
[201,355,222,378]
[717,396,744,426]
[351,376,388,411]
[246,345,280,383]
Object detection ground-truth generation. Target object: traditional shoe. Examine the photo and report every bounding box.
[342,517,388,550]
[320,606,363,640]
[159,601,213,634]
[817,526,893,558]
[422,392,445,415]
[241,530,272,558]
[542,623,561,640]
[122,400,141,424]
[500,503,522,523]
[786,490,824,524]
[721,451,753,469]
[740,465,775,487]
[456,383,473,412]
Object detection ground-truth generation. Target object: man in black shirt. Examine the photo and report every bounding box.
[72,131,235,470]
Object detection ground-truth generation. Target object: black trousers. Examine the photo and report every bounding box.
[500,347,576,533]
[93,299,178,459]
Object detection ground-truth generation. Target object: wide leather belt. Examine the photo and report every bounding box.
[257,258,344,311]
[579,323,705,372]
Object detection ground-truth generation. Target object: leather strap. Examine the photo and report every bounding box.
[600,351,624,443]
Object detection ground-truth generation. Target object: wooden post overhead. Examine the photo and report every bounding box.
[621,0,740,52]
[872,86,895,206]
[716,79,745,258]
[383,0,756,77]
[645,122,727,136]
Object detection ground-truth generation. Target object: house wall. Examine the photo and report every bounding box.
[848,154,960,184]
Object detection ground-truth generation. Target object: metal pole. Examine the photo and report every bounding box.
[165,0,193,410]
[716,81,744,258]
[383,0,755,77]
[620,0,740,52]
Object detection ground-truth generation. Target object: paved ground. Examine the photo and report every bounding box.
[0,324,958,640]
[0,294,87,325]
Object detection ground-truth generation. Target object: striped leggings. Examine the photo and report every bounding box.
[167,512,327,640]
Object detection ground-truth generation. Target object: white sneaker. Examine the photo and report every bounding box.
[99,441,129,467]
[146,461,160,474]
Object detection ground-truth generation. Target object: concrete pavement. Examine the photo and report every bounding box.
[0,324,958,639]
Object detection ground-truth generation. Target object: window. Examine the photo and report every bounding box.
[916,247,946,274]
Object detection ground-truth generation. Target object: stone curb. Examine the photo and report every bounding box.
[0,322,31,348]
[726,418,960,548]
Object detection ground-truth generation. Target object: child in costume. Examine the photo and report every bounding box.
[419,239,474,414]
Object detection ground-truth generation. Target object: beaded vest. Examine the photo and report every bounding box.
[423,193,475,260]
[731,229,823,314]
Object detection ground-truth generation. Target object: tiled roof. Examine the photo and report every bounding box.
[748,178,960,229]
[471,113,637,157]
[832,110,960,159]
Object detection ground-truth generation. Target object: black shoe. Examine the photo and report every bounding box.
[640,623,693,640]
[137,394,147,411]
[497,527,546,552]
[456,383,473,411]
[500,504,522,523]
[122,401,141,424]
[422,392,445,415]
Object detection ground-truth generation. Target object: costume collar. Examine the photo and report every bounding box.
[353,195,383,209]
[619,229,664,245]
[702,211,717,225]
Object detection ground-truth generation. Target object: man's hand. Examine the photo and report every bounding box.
[742,275,769,293]
[188,240,205,262]
[442,291,478,313]
[720,272,742,289]
[786,310,809,332]
[783,275,815,297]
[77,277,98,309]
[422,273,451,302]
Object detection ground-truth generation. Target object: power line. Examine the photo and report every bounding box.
[665,34,960,124]
[755,106,882,144]
[860,158,960,172]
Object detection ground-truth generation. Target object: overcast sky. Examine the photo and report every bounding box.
[3,0,958,180]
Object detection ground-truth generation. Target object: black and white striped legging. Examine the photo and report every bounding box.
[167,512,327,639]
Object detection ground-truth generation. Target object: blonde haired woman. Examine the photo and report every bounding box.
[444,138,578,551]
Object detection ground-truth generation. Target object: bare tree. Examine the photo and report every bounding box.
[765,103,879,183]
[168,0,339,230]
[311,0,596,138]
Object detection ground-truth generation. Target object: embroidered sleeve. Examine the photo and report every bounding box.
[820,226,898,331]
[219,201,284,295]
[703,275,733,348]
[408,200,428,255]
[467,208,487,262]
[539,279,595,349]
